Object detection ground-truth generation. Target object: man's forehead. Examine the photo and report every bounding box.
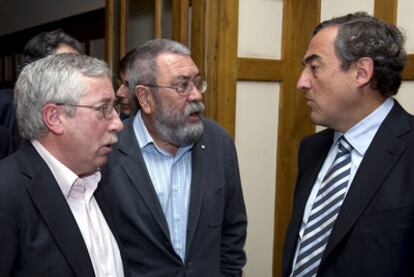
[81,76,114,99]
[304,26,338,62]
[157,52,194,66]
[157,53,199,77]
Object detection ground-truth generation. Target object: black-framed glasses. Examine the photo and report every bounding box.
[55,101,120,120]
[141,79,208,96]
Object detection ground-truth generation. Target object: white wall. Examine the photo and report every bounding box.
[238,0,283,59]
[0,0,105,35]
[320,0,374,20]
[397,0,414,53]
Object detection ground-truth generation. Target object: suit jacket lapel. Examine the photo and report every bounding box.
[322,102,410,263]
[117,118,171,240]
[18,142,95,277]
[185,137,208,256]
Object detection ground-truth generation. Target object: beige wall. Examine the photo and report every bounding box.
[235,81,280,277]
[236,0,414,276]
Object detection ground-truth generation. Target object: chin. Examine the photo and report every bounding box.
[96,156,109,168]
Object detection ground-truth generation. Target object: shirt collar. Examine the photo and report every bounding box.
[31,140,101,199]
[133,110,156,149]
[334,97,394,155]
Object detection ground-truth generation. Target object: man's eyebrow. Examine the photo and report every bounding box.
[303,54,321,65]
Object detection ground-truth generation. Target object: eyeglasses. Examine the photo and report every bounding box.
[55,101,121,120]
[141,79,208,96]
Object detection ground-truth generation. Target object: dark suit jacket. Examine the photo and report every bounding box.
[98,117,247,276]
[283,101,414,277]
[0,88,19,152]
[0,141,129,277]
[0,88,15,130]
[0,125,12,159]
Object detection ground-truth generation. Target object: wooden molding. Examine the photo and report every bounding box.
[237,58,283,81]
[403,54,414,80]
[172,0,190,46]
[191,0,239,137]
[154,0,162,38]
[105,0,121,79]
[105,0,115,69]
[374,0,398,24]
[119,0,127,57]
[273,1,320,276]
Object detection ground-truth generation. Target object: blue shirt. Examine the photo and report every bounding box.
[133,111,193,262]
[291,97,394,273]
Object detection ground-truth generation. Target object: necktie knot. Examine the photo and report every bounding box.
[338,137,352,154]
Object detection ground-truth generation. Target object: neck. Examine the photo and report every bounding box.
[337,92,387,132]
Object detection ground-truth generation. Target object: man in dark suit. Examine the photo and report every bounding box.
[0,125,12,159]
[283,12,414,277]
[0,85,18,154]
[0,54,126,276]
[98,39,247,276]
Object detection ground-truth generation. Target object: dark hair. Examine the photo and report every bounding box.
[314,12,406,97]
[119,49,136,76]
[19,30,82,70]
[118,49,139,111]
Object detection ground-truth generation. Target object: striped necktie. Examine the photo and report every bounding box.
[292,137,353,277]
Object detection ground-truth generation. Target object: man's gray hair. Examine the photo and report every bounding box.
[128,39,191,95]
[15,53,111,140]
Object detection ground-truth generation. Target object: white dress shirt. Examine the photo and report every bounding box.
[32,140,124,277]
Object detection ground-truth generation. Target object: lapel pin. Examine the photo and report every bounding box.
[201,145,205,149]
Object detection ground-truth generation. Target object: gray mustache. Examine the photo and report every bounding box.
[185,101,205,115]
[108,133,118,145]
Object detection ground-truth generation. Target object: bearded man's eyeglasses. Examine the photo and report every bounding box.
[141,79,208,96]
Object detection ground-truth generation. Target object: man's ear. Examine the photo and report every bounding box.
[42,103,65,135]
[135,86,152,114]
[355,57,374,88]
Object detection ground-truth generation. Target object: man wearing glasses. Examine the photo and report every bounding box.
[0,53,127,276]
[116,49,138,119]
[98,39,247,276]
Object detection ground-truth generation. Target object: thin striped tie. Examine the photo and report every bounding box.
[292,137,353,277]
